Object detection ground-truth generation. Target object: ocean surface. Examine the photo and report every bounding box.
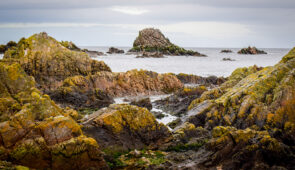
[83,47,290,77]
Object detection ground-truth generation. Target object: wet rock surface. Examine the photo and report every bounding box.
[130,98,152,110]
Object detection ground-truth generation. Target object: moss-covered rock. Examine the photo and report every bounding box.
[2,32,111,90]
[129,28,206,56]
[81,104,172,152]
[0,62,108,169]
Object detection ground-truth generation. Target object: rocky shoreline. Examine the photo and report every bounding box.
[0,31,294,170]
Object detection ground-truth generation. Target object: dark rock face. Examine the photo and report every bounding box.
[222,57,235,61]
[238,46,267,54]
[81,104,172,152]
[0,63,108,170]
[176,73,227,87]
[107,47,124,54]
[129,28,206,57]
[130,98,152,110]
[220,49,233,53]
[136,51,164,58]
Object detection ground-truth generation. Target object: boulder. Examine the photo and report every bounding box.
[107,47,124,54]
[0,63,108,169]
[238,46,267,54]
[129,28,206,57]
[81,104,172,152]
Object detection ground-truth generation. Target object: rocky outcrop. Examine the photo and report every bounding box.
[238,46,267,54]
[0,63,108,169]
[176,73,226,87]
[129,28,206,56]
[0,41,17,54]
[222,57,235,61]
[107,47,124,54]
[82,49,106,57]
[130,98,152,110]
[182,48,295,169]
[136,51,164,58]
[2,32,111,90]
[220,49,233,53]
[60,40,81,51]
[81,104,172,152]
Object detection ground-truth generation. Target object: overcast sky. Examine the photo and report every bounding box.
[0,0,294,48]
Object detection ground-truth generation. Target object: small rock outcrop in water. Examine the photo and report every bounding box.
[220,49,233,53]
[129,28,206,56]
[238,46,267,54]
[107,47,124,54]
[130,98,153,110]
[0,63,108,169]
[136,51,164,58]
[222,57,235,61]
[81,104,172,152]
[82,49,106,57]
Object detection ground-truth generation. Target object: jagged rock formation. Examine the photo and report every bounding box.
[81,104,172,152]
[2,32,111,90]
[176,73,226,87]
[60,40,81,51]
[0,63,108,169]
[107,47,124,54]
[238,46,267,54]
[184,48,295,168]
[129,28,206,56]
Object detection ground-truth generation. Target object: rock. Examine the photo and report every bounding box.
[81,104,172,152]
[136,51,164,58]
[222,57,235,61]
[220,49,233,53]
[2,32,111,91]
[52,70,183,99]
[82,49,106,57]
[60,40,81,51]
[238,46,267,54]
[176,73,226,87]
[0,41,17,54]
[154,86,207,117]
[130,98,152,110]
[129,28,206,57]
[0,63,108,169]
[107,47,124,54]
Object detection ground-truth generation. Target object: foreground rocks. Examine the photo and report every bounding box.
[0,63,108,169]
[129,28,206,57]
[238,46,267,54]
[81,104,172,152]
[107,47,124,54]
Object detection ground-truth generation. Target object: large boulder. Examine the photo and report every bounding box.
[81,104,172,152]
[2,32,111,90]
[107,47,124,54]
[0,63,108,169]
[129,28,206,56]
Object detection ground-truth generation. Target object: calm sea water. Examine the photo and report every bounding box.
[0,48,290,77]
[84,47,289,77]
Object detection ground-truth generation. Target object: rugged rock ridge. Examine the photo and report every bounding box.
[0,63,108,169]
[184,48,295,169]
[2,32,111,90]
[129,28,206,56]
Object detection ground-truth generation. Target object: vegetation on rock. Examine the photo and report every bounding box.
[238,46,267,54]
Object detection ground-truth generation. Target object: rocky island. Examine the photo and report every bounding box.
[0,31,294,170]
[238,46,267,54]
[129,28,206,57]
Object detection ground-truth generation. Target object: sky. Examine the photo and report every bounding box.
[0,0,294,48]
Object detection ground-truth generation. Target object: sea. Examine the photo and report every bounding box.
[83,47,290,77]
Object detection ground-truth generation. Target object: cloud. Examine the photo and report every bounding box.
[110,6,149,15]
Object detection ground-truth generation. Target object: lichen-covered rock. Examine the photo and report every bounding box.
[52,69,183,99]
[238,46,267,54]
[130,98,152,111]
[107,47,124,54]
[60,40,81,51]
[81,104,172,152]
[129,28,206,56]
[0,63,108,169]
[196,126,294,169]
[136,51,164,58]
[2,32,111,90]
